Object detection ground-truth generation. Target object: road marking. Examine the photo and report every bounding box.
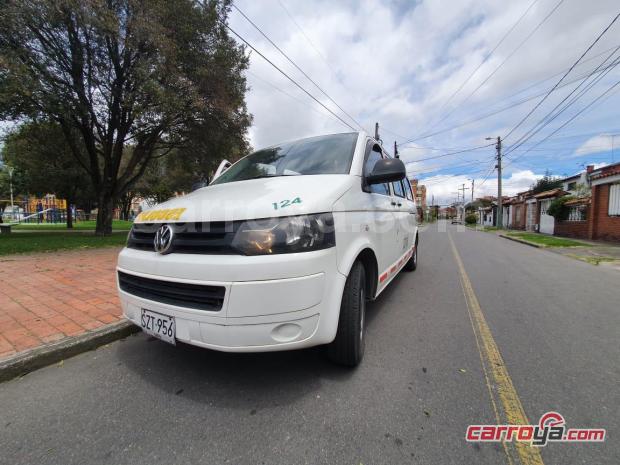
[448,232,544,465]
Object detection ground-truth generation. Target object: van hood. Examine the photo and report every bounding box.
[135,174,356,223]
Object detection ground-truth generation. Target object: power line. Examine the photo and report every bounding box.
[232,4,364,131]
[408,156,496,176]
[247,69,337,120]
[422,0,539,133]
[494,44,620,104]
[448,0,566,126]
[398,50,619,144]
[504,12,620,141]
[418,163,495,187]
[224,23,357,131]
[504,77,620,168]
[276,0,338,78]
[505,51,620,156]
[401,0,566,145]
[400,143,495,163]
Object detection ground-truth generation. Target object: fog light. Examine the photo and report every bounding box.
[270,323,302,342]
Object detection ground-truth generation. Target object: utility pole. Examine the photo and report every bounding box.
[458,183,470,203]
[486,136,503,228]
[458,183,470,222]
[470,179,475,202]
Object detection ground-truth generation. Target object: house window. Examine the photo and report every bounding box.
[567,205,587,222]
[609,184,620,216]
[567,181,577,191]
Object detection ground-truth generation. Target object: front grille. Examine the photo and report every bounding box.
[127,222,239,254]
[118,271,225,311]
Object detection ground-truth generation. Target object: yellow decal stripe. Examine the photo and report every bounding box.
[136,208,186,222]
[448,232,544,465]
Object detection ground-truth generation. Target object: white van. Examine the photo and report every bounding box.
[117,131,418,366]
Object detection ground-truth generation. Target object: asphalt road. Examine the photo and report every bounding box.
[1,221,618,465]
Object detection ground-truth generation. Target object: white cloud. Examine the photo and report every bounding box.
[231,0,620,181]
[421,169,542,205]
[573,134,614,156]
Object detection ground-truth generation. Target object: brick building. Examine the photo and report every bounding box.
[409,178,427,211]
[589,163,620,241]
[508,163,620,242]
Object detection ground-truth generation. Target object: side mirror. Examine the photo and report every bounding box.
[213,159,232,180]
[366,158,407,185]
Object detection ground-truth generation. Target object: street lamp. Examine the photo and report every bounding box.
[7,166,15,221]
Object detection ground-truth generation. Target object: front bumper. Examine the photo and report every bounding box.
[117,247,347,352]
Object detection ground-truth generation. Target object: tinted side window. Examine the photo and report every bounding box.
[392,180,405,198]
[364,144,390,195]
[404,179,413,201]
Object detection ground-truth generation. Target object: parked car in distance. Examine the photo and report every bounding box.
[117,132,419,366]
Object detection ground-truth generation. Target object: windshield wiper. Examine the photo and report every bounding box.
[243,173,299,180]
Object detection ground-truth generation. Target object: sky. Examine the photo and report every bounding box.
[229,0,620,205]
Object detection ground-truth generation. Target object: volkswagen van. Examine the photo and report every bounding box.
[117,131,418,366]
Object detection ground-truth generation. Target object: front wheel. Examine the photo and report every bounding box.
[327,261,366,367]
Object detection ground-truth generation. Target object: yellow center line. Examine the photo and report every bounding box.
[448,232,544,465]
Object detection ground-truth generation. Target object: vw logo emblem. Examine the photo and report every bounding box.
[154,224,174,254]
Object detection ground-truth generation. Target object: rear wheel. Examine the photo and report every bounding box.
[404,240,418,272]
[327,261,366,367]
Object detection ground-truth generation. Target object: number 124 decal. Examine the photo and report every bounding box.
[272,197,302,210]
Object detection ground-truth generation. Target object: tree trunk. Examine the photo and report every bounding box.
[95,193,114,236]
[119,192,132,221]
[66,199,73,229]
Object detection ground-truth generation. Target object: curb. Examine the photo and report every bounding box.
[0,320,139,383]
[499,234,543,249]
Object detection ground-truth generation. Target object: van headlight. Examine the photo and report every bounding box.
[231,213,335,255]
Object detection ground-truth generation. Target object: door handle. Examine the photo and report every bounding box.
[397,202,402,207]
[391,201,397,206]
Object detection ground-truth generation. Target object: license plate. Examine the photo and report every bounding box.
[140,309,175,345]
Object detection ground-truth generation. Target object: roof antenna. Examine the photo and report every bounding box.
[394,141,399,158]
[374,122,380,140]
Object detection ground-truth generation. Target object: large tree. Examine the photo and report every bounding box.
[531,170,562,194]
[0,163,29,214]
[0,0,251,235]
[2,120,95,228]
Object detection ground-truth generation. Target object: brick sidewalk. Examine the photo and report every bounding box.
[0,248,123,360]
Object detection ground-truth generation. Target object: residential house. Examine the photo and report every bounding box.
[588,162,620,241]
[545,162,620,242]
[505,190,533,230]
[534,188,567,235]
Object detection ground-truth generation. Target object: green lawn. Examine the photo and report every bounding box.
[466,225,497,231]
[0,231,129,255]
[12,220,133,231]
[506,232,587,248]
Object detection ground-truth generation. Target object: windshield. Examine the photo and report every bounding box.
[211,132,358,185]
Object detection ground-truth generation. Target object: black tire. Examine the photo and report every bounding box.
[404,239,418,272]
[327,261,366,367]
